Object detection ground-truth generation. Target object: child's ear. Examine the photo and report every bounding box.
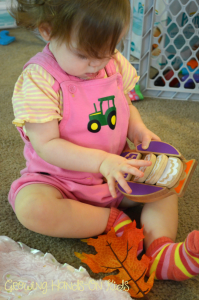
[38,23,52,41]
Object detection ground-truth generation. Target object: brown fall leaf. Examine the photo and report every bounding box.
[75,221,155,298]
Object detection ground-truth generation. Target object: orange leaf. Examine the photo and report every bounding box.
[75,221,155,298]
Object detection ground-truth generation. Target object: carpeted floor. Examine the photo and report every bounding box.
[1,28,199,299]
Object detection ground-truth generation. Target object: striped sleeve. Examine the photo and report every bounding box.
[113,51,140,94]
[12,64,63,127]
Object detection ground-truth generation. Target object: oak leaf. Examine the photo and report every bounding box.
[75,221,155,298]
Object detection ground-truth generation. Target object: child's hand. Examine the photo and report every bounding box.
[132,122,161,149]
[99,154,152,198]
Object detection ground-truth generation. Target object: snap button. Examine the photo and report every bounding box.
[68,84,77,94]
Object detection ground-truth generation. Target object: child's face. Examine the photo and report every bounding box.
[49,37,111,79]
[39,23,126,79]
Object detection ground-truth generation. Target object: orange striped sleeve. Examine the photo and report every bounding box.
[113,51,140,94]
[12,64,63,127]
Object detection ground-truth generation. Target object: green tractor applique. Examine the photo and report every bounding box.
[87,96,116,133]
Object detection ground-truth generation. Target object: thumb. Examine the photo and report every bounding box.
[142,136,151,150]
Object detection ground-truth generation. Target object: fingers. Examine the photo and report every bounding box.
[108,173,132,197]
[107,167,140,197]
[128,158,152,168]
[121,164,144,178]
[141,134,151,150]
[116,173,132,195]
[104,154,154,198]
[107,159,151,197]
[142,133,161,149]
[126,159,152,181]
[108,177,118,198]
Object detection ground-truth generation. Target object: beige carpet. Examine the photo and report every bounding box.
[1,28,199,299]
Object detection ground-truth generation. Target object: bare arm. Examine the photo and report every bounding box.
[25,120,108,173]
[125,94,161,148]
[25,119,151,197]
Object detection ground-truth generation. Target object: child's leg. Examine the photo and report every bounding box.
[15,183,111,238]
[15,184,136,239]
[141,194,178,249]
[141,195,199,280]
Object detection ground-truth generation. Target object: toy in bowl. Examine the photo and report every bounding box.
[118,141,197,203]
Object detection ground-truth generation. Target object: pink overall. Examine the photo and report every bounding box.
[8,44,130,211]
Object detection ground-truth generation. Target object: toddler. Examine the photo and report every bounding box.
[9,0,199,281]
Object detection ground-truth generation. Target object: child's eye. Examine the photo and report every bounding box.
[78,54,88,60]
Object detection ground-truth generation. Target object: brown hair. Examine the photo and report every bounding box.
[10,0,130,58]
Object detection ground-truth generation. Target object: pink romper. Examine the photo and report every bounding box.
[8,44,130,211]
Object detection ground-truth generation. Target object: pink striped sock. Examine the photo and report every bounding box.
[146,231,199,281]
[105,207,143,255]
